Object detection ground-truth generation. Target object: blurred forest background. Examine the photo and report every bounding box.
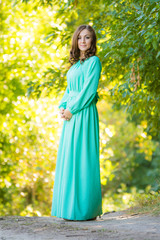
[1,0,160,216]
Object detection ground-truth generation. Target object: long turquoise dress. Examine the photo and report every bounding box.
[51,55,102,220]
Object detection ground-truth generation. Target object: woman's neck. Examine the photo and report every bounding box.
[80,51,85,58]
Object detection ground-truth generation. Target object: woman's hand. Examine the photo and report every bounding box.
[60,108,65,119]
[63,108,72,121]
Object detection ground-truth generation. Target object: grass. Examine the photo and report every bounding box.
[125,191,160,216]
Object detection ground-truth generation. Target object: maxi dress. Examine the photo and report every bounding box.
[51,55,102,220]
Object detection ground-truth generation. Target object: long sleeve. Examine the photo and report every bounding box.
[58,86,69,109]
[67,56,101,115]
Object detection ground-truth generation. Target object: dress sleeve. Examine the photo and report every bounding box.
[58,86,69,109]
[67,56,101,115]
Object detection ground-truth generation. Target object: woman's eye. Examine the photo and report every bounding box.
[78,36,90,40]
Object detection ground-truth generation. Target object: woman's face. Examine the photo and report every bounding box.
[77,29,92,52]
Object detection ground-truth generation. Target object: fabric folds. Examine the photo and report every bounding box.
[51,56,102,220]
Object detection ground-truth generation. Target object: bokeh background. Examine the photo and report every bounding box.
[1,0,160,216]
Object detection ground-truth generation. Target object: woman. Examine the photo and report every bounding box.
[51,24,102,221]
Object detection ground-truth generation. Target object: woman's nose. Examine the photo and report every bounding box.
[81,37,85,43]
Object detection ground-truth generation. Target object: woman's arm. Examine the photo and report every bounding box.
[58,86,69,110]
[66,56,101,115]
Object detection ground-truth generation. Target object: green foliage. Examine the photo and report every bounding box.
[0,0,63,216]
[128,190,160,215]
[101,0,160,136]
[99,101,156,191]
[0,96,61,216]
[31,0,160,136]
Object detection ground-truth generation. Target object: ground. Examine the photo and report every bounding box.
[0,210,160,240]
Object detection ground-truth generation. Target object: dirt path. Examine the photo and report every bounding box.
[0,210,160,240]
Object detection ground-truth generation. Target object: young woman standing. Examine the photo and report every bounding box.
[51,24,102,221]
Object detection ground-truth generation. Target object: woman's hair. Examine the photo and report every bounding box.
[69,25,97,65]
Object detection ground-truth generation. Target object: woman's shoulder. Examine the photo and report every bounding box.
[84,55,101,70]
[87,55,101,63]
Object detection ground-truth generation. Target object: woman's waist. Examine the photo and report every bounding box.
[66,90,99,104]
[68,90,99,98]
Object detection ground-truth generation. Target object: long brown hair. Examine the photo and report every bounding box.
[69,25,97,65]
